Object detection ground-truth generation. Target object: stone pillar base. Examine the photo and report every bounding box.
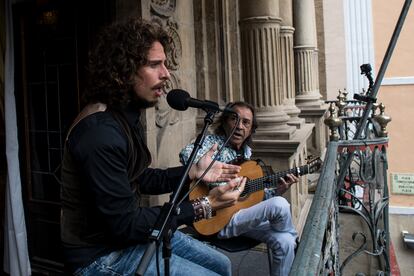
[284,99,306,128]
[255,126,297,140]
[251,123,314,225]
[299,105,328,158]
[287,117,307,129]
[295,94,324,109]
[255,109,297,140]
[252,123,313,157]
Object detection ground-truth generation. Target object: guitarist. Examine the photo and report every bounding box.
[180,102,298,276]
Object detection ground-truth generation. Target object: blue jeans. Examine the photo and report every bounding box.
[74,231,231,276]
[218,196,298,276]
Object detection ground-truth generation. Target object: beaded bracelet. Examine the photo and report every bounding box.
[191,198,205,222]
[191,196,213,222]
[199,196,213,219]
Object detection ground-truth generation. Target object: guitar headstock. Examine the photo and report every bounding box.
[306,156,322,174]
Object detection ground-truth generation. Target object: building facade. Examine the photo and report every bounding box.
[2,0,412,274]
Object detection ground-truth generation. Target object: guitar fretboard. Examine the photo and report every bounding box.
[241,165,309,196]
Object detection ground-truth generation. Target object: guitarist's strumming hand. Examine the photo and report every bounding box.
[207,176,247,211]
[189,144,241,183]
[276,174,299,195]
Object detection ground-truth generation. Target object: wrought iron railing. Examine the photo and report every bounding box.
[290,0,412,273]
[290,136,390,275]
[291,79,392,276]
[289,141,340,275]
[337,138,390,274]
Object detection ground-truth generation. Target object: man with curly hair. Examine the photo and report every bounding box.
[61,18,246,276]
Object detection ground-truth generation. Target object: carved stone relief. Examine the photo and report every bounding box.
[150,17,181,72]
[150,0,176,18]
[155,72,180,130]
[149,1,183,164]
[165,21,181,71]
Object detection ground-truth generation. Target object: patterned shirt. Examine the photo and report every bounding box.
[179,134,251,164]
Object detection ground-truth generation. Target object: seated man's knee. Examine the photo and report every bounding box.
[270,233,296,254]
[267,197,291,216]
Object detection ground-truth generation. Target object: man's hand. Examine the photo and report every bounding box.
[275,174,298,195]
[189,144,241,182]
[207,176,247,211]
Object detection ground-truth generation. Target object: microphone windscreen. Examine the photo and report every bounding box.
[167,89,190,111]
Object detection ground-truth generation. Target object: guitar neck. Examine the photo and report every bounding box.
[241,164,310,196]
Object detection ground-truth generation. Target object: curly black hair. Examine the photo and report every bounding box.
[83,18,171,108]
[214,101,258,146]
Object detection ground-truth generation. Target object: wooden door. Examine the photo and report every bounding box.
[13,0,114,274]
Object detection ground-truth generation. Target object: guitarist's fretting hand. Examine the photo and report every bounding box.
[206,176,247,211]
[275,174,299,195]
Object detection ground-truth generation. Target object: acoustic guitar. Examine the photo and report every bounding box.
[189,157,322,236]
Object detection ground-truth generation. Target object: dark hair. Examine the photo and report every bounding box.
[83,18,171,108]
[214,101,258,146]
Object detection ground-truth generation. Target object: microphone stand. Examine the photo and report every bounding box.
[135,110,218,276]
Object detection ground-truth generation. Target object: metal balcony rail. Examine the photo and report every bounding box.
[290,0,411,273]
[289,141,340,275]
[290,136,390,275]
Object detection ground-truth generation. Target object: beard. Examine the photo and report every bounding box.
[129,89,158,109]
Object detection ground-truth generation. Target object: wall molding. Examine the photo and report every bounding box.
[389,206,414,215]
[381,76,414,86]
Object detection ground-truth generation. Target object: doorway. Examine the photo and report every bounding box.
[12,0,114,273]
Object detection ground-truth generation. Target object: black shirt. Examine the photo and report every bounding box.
[61,107,194,271]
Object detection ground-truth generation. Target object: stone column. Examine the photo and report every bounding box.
[293,0,327,157]
[239,0,314,228]
[239,0,295,139]
[279,0,304,127]
[293,0,323,108]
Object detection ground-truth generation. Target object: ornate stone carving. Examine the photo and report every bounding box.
[165,21,181,71]
[150,0,176,18]
[149,14,181,81]
[155,72,181,129]
[149,3,183,162]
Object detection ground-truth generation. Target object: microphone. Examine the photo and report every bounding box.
[167,89,234,113]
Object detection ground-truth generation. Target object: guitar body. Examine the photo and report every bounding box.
[190,160,265,236]
[188,156,322,236]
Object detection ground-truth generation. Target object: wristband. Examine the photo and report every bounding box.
[190,196,213,221]
[200,196,213,219]
[191,198,204,222]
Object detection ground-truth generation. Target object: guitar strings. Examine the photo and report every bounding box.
[242,166,309,195]
[247,159,322,194]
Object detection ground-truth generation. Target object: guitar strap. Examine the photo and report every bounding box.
[65,102,107,141]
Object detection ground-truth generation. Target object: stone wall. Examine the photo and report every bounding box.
[114,0,328,223]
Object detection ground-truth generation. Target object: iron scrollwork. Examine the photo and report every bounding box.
[337,141,390,275]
